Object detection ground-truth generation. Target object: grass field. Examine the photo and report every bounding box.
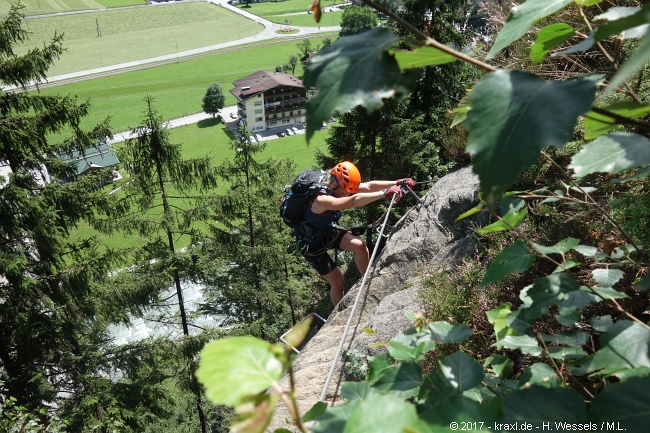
[37,36,331,138]
[1,0,104,16]
[95,0,147,7]
[267,10,342,27]
[239,0,344,27]
[15,2,261,76]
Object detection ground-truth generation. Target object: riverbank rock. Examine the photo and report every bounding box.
[266,166,487,432]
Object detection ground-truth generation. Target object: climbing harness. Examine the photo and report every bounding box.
[317,193,400,404]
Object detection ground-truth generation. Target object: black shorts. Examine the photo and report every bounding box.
[301,228,346,276]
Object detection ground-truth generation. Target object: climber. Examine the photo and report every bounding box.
[297,161,414,306]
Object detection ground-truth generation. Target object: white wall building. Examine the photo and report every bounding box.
[230,70,307,133]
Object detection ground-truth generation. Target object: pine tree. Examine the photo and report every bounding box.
[95,95,219,432]
[0,1,119,407]
[199,126,319,338]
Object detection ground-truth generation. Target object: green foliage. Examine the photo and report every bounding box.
[202,83,226,117]
[303,28,418,142]
[0,380,69,432]
[193,0,650,431]
[339,5,378,37]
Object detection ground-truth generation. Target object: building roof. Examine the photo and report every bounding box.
[57,141,120,176]
[230,70,303,102]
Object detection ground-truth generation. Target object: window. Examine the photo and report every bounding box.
[282,119,290,125]
[254,101,263,106]
[255,109,262,114]
[255,117,263,122]
[268,121,277,127]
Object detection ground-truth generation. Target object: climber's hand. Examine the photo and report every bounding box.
[397,178,415,189]
[381,186,403,202]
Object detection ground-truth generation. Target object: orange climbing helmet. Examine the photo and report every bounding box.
[331,161,361,193]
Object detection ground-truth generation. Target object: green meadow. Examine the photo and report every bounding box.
[16,2,261,76]
[1,0,104,16]
[38,36,331,137]
[238,0,344,27]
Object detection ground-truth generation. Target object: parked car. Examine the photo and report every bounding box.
[277,131,286,137]
[255,133,263,142]
[230,112,237,119]
[249,135,255,142]
[291,127,299,134]
[285,128,293,136]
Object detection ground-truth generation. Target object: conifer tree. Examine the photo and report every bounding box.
[0,1,119,411]
[199,126,318,338]
[97,95,219,433]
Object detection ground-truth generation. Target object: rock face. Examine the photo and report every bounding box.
[267,166,486,432]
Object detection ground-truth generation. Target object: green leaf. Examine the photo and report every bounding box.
[556,309,581,326]
[367,353,392,383]
[590,315,614,332]
[503,387,586,422]
[592,268,625,287]
[420,394,503,425]
[520,273,581,319]
[465,70,597,200]
[311,399,360,433]
[481,241,535,287]
[612,165,650,183]
[531,23,575,65]
[496,335,542,356]
[196,337,285,407]
[455,202,484,221]
[518,363,561,388]
[344,394,420,433]
[589,320,650,375]
[302,401,328,422]
[573,245,598,257]
[485,354,513,379]
[592,4,650,42]
[533,237,580,255]
[636,274,650,292]
[477,208,527,234]
[584,102,650,139]
[391,46,457,70]
[303,28,417,142]
[340,382,376,402]
[612,366,650,382]
[373,360,422,393]
[426,321,473,344]
[588,378,650,430]
[387,339,424,361]
[580,0,604,6]
[605,20,650,94]
[569,133,650,177]
[541,330,589,347]
[500,196,525,215]
[486,303,518,341]
[552,258,581,274]
[487,0,574,59]
[451,94,472,128]
[546,346,588,359]
[439,352,485,392]
[584,285,629,301]
[389,328,436,359]
[230,393,278,433]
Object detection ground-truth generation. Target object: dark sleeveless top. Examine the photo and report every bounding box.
[299,192,342,242]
